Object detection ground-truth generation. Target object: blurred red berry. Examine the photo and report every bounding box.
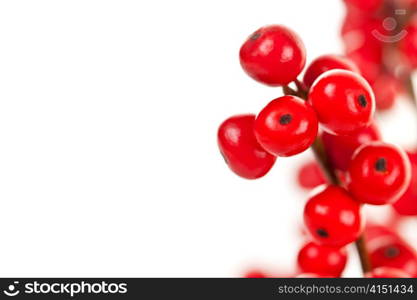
[343,0,383,13]
[304,185,364,247]
[297,161,327,189]
[322,122,381,171]
[347,142,411,205]
[303,54,360,88]
[297,241,347,277]
[346,51,382,84]
[371,74,400,111]
[295,273,333,278]
[254,96,318,157]
[366,225,417,277]
[366,267,411,278]
[239,25,306,86]
[218,114,276,179]
[365,224,402,242]
[244,270,268,278]
[369,240,417,277]
[393,151,417,215]
[308,70,375,135]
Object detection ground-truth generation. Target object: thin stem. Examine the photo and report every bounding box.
[282,85,298,97]
[284,79,372,275]
[405,74,417,110]
[311,138,372,274]
[310,138,340,185]
[355,235,373,274]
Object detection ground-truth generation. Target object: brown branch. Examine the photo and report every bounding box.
[284,79,372,275]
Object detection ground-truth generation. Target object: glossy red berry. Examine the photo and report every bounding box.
[297,161,327,189]
[297,241,347,277]
[366,267,411,278]
[254,96,318,157]
[303,54,360,88]
[308,70,375,135]
[347,142,411,205]
[239,25,306,86]
[217,114,276,179]
[393,151,417,215]
[322,123,381,171]
[304,185,364,247]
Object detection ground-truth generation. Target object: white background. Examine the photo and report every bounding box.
[0,0,416,277]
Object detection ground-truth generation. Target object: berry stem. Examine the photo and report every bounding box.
[405,75,417,112]
[285,79,372,275]
[355,234,372,274]
[311,137,340,185]
[311,138,372,274]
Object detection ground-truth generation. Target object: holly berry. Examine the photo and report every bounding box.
[346,142,411,205]
[217,114,276,179]
[366,267,411,278]
[308,70,375,135]
[322,122,381,171]
[239,25,306,86]
[393,151,417,216]
[343,0,383,13]
[297,241,347,277]
[369,239,417,277]
[244,270,267,278]
[254,96,318,157]
[371,74,401,111]
[297,161,327,189]
[303,185,364,247]
[365,224,417,277]
[295,273,332,278]
[303,54,360,88]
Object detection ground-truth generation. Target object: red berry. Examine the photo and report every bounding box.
[343,0,383,13]
[217,114,276,179]
[297,241,347,277]
[347,142,411,205]
[368,239,417,277]
[304,185,364,247]
[365,224,401,242]
[308,70,375,135]
[239,25,306,86]
[366,267,411,278]
[346,51,381,84]
[295,273,332,278]
[303,54,360,88]
[371,75,400,111]
[244,270,267,278]
[322,123,381,171]
[297,161,327,189]
[393,151,417,215]
[254,96,318,157]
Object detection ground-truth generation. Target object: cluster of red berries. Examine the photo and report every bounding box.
[247,222,417,278]
[218,23,416,277]
[341,0,417,110]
